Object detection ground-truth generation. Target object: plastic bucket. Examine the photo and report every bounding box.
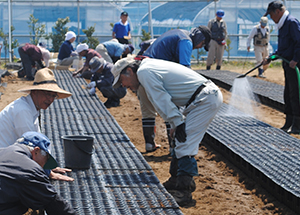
[62,135,94,169]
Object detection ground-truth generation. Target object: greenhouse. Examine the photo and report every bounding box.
[1,0,300,60]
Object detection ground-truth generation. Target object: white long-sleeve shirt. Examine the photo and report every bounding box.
[0,95,40,147]
[137,58,207,128]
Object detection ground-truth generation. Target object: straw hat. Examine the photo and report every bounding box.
[18,68,72,99]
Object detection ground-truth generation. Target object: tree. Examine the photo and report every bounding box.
[140,29,151,41]
[0,26,19,60]
[82,25,99,49]
[27,14,46,45]
[225,37,233,61]
[46,17,70,52]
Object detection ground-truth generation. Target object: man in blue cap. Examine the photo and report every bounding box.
[206,9,227,70]
[0,131,75,214]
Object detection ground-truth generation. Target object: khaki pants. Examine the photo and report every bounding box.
[254,45,269,71]
[95,44,113,63]
[206,40,225,67]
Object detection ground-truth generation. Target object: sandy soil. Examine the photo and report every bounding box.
[0,62,298,215]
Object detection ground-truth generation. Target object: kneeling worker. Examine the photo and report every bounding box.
[0,131,75,214]
[87,56,127,108]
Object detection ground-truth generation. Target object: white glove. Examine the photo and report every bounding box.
[89,87,96,96]
[87,81,96,89]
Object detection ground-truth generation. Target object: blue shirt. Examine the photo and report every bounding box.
[58,41,74,60]
[275,14,300,62]
[103,41,126,57]
[143,29,193,67]
[113,21,131,39]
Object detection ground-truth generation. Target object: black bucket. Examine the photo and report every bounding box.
[62,135,94,169]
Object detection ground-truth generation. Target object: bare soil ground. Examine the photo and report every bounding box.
[0,62,298,215]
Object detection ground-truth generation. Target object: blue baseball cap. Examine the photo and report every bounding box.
[216,10,225,18]
[18,131,58,169]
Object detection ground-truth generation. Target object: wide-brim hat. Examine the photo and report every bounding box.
[90,56,106,74]
[18,68,72,99]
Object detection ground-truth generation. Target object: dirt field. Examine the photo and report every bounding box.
[0,62,298,215]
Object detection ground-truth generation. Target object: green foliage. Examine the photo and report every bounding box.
[82,25,99,49]
[0,26,19,59]
[191,48,207,63]
[110,23,114,30]
[140,29,151,41]
[46,17,70,52]
[225,37,233,61]
[27,14,46,45]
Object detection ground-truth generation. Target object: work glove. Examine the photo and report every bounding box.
[89,87,96,96]
[87,81,96,89]
[175,123,186,143]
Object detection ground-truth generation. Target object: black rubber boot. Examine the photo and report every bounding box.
[176,175,196,192]
[216,65,221,70]
[281,114,293,132]
[288,116,300,134]
[163,157,178,191]
[142,118,161,152]
[206,65,211,70]
[171,175,196,206]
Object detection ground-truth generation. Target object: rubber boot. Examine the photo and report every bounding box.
[104,98,113,108]
[165,122,175,153]
[281,114,293,132]
[17,68,25,78]
[288,116,300,134]
[163,156,178,191]
[206,65,211,70]
[258,68,266,78]
[171,175,196,206]
[216,65,221,70]
[142,118,161,152]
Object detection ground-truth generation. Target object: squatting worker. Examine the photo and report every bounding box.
[72,43,102,79]
[112,56,223,206]
[0,131,76,214]
[0,68,74,182]
[87,56,127,108]
[57,31,79,67]
[247,16,270,78]
[263,1,300,134]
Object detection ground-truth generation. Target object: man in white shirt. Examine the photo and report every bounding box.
[247,17,270,78]
[0,68,74,181]
[112,56,223,206]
